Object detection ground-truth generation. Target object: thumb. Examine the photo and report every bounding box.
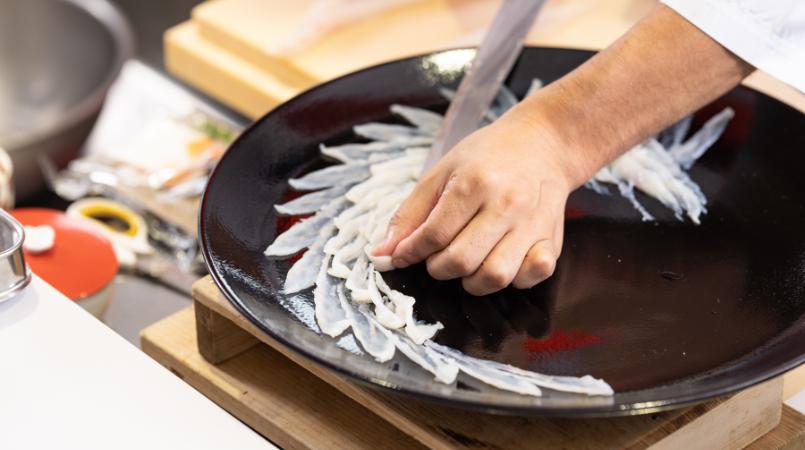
[372,172,444,256]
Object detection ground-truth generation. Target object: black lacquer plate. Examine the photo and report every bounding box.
[200,47,805,416]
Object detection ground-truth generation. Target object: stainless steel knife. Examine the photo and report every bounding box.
[422,0,547,172]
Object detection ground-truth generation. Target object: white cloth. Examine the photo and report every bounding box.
[662,0,805,92]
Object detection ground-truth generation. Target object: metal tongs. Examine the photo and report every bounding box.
[422,0,547,172]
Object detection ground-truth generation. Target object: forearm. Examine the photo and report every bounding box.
[508,4,754,187]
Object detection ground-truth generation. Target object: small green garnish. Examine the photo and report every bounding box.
[196,120,237,143]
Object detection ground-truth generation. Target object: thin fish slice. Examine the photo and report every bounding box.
[367,151,405,164]
[366,264,405,329]
[345,253,372,303]
[364,312,459,384]
[498,366,613,396]
[439,351,543,396]
[328,252,352,279]
[585,179,611,195]
[284,221,337,293]
[524,78,544,97]
[275,184,350,216]
[615,180,655,222]
[593,134,712,223]
[658,115,693,148]
[337,285,395,362]
[623,142,707,222]
[324,212,366,254]
[439,84,519,123]
[329,140,410,154]
[353,123,427,141]
[488,85,519,119]
[328,236,367,279]
[265,213,333,257]
[364,210,393,248]
[670,107,735,170]
[593,164,655,221]
[325,215,364,279]
[609,146,683,218]
[314,255,350,337]
[346,171,413,203]
[375,272,443,344]
[369,148,427,176]
[289,163,371,191]
[390,104,443,134]
[320,143,370,163]
[360,185,413,252]
[428,342,613,396]
[439,87,499,123]
[336,235,367,264]
[336,182,401,227]
[320,142,405,163]
[265,196,349,256]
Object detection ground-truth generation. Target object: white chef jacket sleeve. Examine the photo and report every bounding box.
[661,0,805,92]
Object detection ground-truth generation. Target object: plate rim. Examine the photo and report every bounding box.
[200,46,805,416]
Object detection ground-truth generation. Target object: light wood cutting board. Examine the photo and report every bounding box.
[165,0,803,119]
[192,0,503,83]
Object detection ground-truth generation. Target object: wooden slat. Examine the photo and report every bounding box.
[195,299,259,364]
[141,306,425,450]
[164,21,298,118]
[191,0,503,82]
[631,380,782,450]
[747,406,805,450]
[184,276,789,450]
[142,299,805,450]
[783,359,805,400]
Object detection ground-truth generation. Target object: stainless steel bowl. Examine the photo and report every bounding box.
[0,208,29,302]
[0,0,134,200]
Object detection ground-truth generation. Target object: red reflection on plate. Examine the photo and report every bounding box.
[565,205,587,219]
[524,329,602,353]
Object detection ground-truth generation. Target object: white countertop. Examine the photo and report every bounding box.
[0,275,274,450]
[0,275,802,450]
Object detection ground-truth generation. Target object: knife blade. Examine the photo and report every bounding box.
[422,0,547,173]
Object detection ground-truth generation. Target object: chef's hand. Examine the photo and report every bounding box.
[372,5,752,295]
[373,114,585,296]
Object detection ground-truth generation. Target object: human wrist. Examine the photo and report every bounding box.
[500,83,615,190]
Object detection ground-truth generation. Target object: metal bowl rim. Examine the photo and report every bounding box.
[2,0,135,150]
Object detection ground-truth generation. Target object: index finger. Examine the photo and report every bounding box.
[371,170,444,256]
[390,175,482,268]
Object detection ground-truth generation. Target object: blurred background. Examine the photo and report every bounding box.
[114,1,203,68]
[3,0,243,345]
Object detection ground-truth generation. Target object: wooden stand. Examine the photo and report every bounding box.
[140,277,805,449]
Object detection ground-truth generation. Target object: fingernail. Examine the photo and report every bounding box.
[372,226,397,256]
[392,256,411,269]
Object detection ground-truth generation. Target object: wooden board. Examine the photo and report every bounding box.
[165,0,804,120]
[191,0,659,82]
[141,307,424,450]
[142,276,798,450]
[140,299,805,449]
[752,408,805,450]
[165,0,654,118]
[165,21,299,119]
[192,0,502,83]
